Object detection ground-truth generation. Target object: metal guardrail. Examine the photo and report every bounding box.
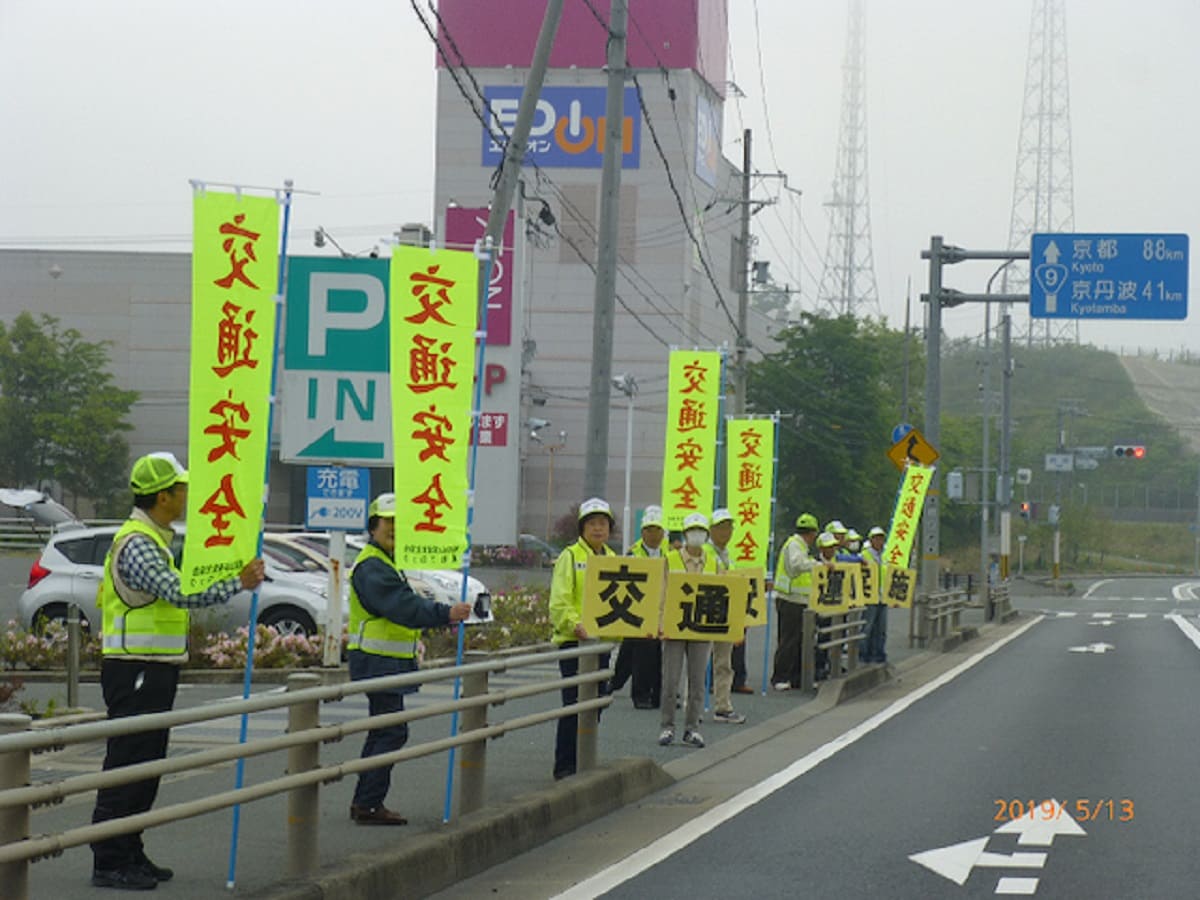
[799,609,866,693]
[0,643,615,900]
[909,589,970,648]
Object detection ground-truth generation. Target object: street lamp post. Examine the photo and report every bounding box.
[612,374,638,552]
[544,431,567,542]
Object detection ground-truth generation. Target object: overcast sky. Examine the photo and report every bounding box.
[2,0,1196,351]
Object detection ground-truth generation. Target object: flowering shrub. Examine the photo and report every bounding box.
[471,545,543,568]
[198,624,324,669]
[0,619,101,670]
[422,586,549,659]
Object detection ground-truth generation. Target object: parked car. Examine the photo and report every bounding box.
[269,531,493,624]
[20,525,335,638]
[518,533,560,567]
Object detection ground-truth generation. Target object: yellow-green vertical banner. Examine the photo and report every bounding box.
[882,464,934,568]
[661,350,721,531]
[389,245,478,569]
[726,417,774,569]
[182,191,280,592]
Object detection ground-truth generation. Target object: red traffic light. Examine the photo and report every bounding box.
[1132,446,1145,459]
[1113,444,1146,459]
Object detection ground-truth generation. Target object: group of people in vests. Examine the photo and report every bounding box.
[771,514,889,689]
[548,498,751,778]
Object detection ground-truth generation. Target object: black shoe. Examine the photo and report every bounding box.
[91,866,158,890]
[135,856,174,882]
[553,768,576,781]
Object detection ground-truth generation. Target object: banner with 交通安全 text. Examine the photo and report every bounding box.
[389,245,478,569]
[660,350,722,531]
[725,417,775,570]
[181,190,280,593]
[882,463,935,569]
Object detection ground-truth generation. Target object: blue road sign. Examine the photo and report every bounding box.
[892,423,914,445]
[305,465,370,531]
[1030,233,1188,319]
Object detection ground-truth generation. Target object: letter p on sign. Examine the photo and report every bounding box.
[307,273,386,356]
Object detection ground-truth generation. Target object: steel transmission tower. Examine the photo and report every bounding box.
[816,0,879,317]
[1003,0,1076,345]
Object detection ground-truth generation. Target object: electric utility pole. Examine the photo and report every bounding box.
[583,0,628,499]
[733,129,752,417]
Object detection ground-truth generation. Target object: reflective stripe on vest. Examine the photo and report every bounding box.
[347,542,420,659]
[774,534,813,596]
[98,518,189,658]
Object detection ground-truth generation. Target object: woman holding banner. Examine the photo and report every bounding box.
[548,497,617,780]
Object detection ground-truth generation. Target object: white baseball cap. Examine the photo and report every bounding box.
[682,512,710,532]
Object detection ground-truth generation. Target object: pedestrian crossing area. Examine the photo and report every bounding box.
[1037,609,1199,621]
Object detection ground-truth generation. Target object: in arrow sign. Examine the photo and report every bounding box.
[1043,240,1061,264]
[910,837,1046,886]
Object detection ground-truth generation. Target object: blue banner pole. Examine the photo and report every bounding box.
[442,238,496,824]
[226,181,294,889]
[760,413,781,695]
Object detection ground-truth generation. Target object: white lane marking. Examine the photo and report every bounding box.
[1082,579,1112,600]
[1166,613,1200,651]
[1129,597,1145,603]
[1128,613,1148,619]
[996,876,1041,895]
[1055,612,1077,618]
[1091,612,1113,619]
[1087,621,1115,627]
[1068,643,1115,653]
[551,616,1045,899]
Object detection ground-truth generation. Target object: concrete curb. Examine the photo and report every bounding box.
[247,757,673,900]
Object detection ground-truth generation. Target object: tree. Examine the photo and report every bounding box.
[745,313,918,533]
[0,313,138,511]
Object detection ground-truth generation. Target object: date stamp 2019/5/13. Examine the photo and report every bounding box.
[994,798,1134,823]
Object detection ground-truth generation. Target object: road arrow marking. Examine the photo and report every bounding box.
[1068,642,1115,653]
[994,799,1087,845]
[1171,582,1200,602]
[909,837,1047,886]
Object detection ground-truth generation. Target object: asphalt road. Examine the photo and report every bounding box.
[435,575,1200,899]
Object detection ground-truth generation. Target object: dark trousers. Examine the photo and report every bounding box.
[731,641,748,689]
[91,659,180,871]
[624,638,661,706]
[555,646,611,778]
[352,690,408,808]
[770,599,805,687]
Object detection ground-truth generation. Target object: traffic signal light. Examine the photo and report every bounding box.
[1113,444,1146,459]
[1020,501,1031,520]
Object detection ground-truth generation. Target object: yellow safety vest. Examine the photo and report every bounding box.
[667,547,718,574]
[629,538,664,558]
[347,543,420,658]
[774,534,814,597]
[98,518,189,658]
[549,539,614,644]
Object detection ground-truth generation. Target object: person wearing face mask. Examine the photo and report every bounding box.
[610,505,666,709]
[707,509,746,724]
[861,526,889,664]
[658,513,716,749]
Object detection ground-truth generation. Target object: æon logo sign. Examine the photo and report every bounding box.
[482,86,641,169]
